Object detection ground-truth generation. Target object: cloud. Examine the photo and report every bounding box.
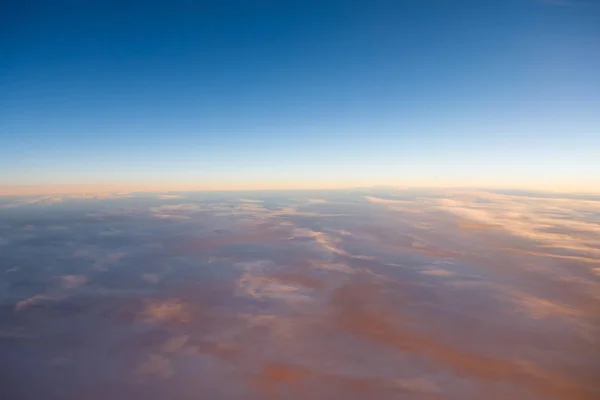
[135,354,173,380]
[189,341,242,362]
[234,259,274,272]
[152,213,190,220]
[289,228,375,260]
[251,359,438,398]
[503,289,584,321]
[21,196,64,205]
[420,267,456,277]
[311,260,355,274]
[4,188,599,399]
[14,294,61,311]
[436,194,600,264]
[394,377,440,394]
[137,299,191,324]
[73,248,126,271]
[327,281,595,400]
[59,274,88,288]
[162,335,190,353]
[235,274,315,305]
[150,203,211,219]
[0,191,136,209]
[367,191,600,274]
[240,198,263,203]
[13,274,90,312]
[306,198,328,204]
[142,273,161,284]
[254,362,314,397]
[266,273,325,290]
[150,203,208,213]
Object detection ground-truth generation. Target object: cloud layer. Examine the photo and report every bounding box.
[1,188,598,399]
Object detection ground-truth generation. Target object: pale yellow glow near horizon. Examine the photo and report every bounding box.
[1,177,599,196]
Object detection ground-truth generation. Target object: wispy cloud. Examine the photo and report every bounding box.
[59,274,88,288]
[14,293,62,311]
[137,299,191,324]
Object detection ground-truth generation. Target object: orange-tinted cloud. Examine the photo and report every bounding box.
[327,280,599,400]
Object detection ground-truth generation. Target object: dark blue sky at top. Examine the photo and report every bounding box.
[1,0,599,188]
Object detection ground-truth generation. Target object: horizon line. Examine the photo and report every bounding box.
[1,183,599,197]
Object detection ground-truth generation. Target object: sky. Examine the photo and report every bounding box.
[1,0,599,193]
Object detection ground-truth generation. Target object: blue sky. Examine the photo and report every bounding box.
[1,0,599,192]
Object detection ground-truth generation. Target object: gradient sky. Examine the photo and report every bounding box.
[2,0,599,192]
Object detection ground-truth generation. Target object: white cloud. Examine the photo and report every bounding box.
[59,274,88,288]
[138,299,191,324]
[153,213,190,220]
[235,273,314,304]
[15,294,60,311]
[306,198,328,204]
[420,268,456,277]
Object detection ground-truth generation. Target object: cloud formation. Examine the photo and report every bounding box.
[1,188,599,399]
